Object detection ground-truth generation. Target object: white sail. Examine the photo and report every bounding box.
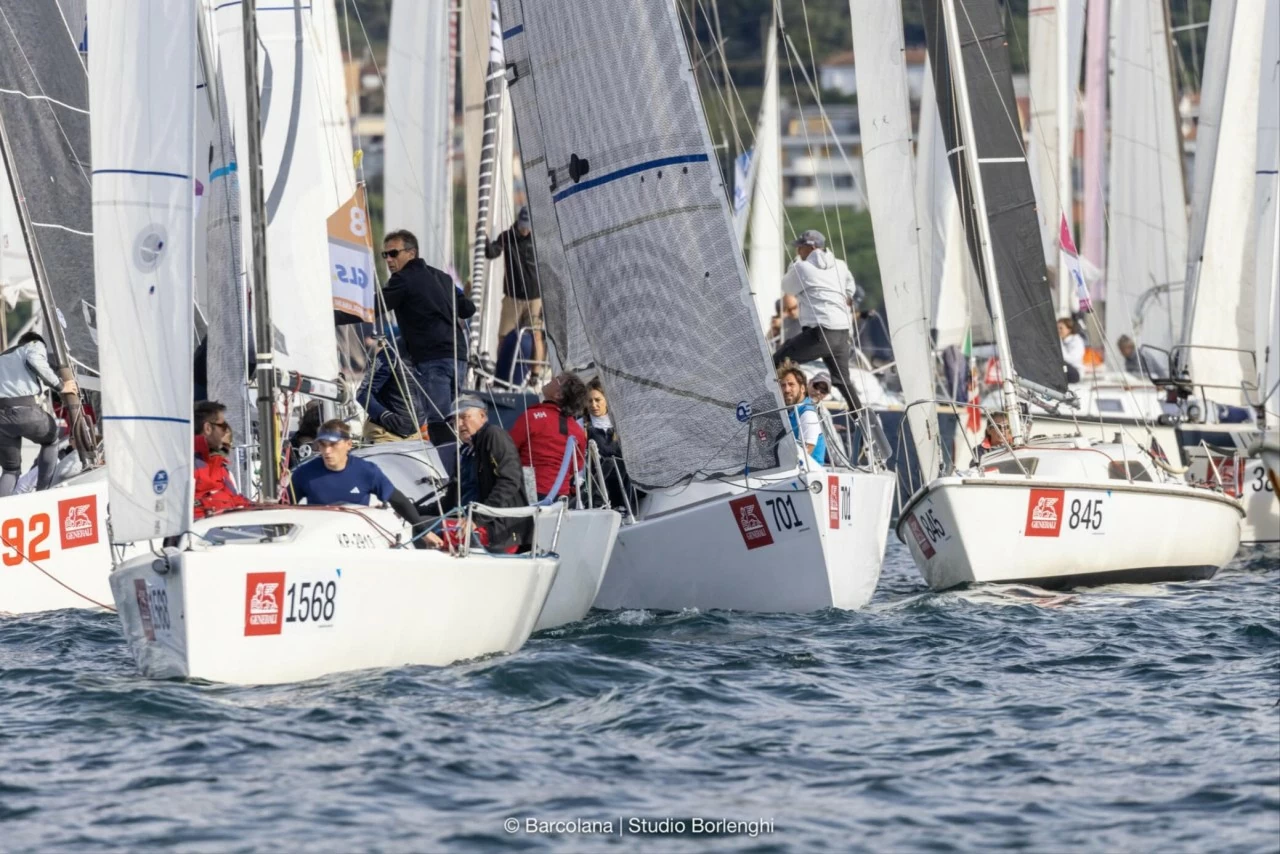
[1256,0,1280,424]
[747,20,782,334]
[850,0,940,480]
[1028,0,1085,308]
[89,0,195,542]
[384,0,453,268]
[0,157,35,310]
[1104,0,1187,355]
[1179,0,1266,407]
[311,0,356,208]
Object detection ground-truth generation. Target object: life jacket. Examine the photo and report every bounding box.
[193,435,251,519]
[788,398,827,465]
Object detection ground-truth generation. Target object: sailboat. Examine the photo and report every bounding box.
[500,0,896,613]
[0,0,114,614]
[102,0,559,685]
[895,0,1242,590]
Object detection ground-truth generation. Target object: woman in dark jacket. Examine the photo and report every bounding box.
[585,379,633,511]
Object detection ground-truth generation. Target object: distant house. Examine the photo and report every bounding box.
[781,104,865,209]
[818,47,931,105]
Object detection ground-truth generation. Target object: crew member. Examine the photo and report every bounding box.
[778,362,826,465]
[509,372,588,501]
[288,419,430,549]
[192,400,250,517]
[0,332,76,497]
[451,397,532,550]
[487,207,545,377]
[975,410,1014,462]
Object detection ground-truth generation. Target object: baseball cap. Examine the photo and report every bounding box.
[517,207,531,226]
[447,396,487,419]
[314,420,353,444]
[793,229,825,249]
[809,371,831,390]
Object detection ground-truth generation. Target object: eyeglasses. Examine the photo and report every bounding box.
[381,248,410,259]
[211,421,230,429]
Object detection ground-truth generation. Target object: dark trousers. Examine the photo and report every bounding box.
[0,404,58,497]
[773,326,863,412]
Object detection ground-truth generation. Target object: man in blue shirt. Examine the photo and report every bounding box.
[288,419,434,548]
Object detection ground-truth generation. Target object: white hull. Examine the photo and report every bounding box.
[899,476,1242,590]
[0,470,115,615]
[1185,447,1279,545]
[595,468,896,612]
[532,507,619,631]
[110,507,558,684]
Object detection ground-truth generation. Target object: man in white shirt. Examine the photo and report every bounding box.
[774,230,862,412]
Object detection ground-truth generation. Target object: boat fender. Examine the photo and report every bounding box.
[151,546,182,575]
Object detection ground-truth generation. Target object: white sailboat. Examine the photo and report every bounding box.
[101,0,559,685]
[500,0,895,613]
[896,0,1242,590]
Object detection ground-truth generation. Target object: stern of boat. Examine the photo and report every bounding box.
[533,507,620,632]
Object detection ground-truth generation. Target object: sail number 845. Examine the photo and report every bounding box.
[1068,498,1103,531]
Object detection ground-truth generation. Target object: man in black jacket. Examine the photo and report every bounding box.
[486,208,545,378]
[380,229,475,425]
[451,396,532,551]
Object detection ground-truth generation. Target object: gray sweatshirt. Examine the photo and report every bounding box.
[0,341,61,399]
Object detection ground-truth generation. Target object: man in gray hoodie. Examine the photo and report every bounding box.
[0,332,78,496]
[773,230,863,412]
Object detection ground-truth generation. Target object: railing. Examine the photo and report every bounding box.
[744,399,889,477]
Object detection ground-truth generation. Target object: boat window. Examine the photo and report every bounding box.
[1108,461,1152,482]
[983,458,1038,475]
[203,524,299,545]
[1096,398,1124,413]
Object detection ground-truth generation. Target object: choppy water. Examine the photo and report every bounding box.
[1,542,1277,853]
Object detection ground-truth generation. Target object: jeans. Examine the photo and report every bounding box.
[414,358,457,424]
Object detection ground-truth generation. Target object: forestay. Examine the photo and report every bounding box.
[89,0,195,542]
[1104,0,1187,355]
[850,0,940,480]
[1179,0,1265,407]
[0,0,97,372]
[499,0,792,488]
[384,0,453,268]
[923,0,1065,394]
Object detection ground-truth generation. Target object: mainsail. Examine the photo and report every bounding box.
[924,0,1065,395]
[1254,0,1279,424]
[850,0,941,480]
[499,0,792,488]
[89,0,195,541]
[1178,0,1266,407]
[384,0,454,268]
[1104,0,1187,356]
[746,19,782,335]
[0,0,97,373]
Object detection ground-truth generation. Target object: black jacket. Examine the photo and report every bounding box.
[586,424,622,458]
[380,258,475,363]
[485,225,540,300]
[470,421,532,548]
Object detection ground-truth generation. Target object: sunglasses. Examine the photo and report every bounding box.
[381,248,410,259]
[211,421,230,429]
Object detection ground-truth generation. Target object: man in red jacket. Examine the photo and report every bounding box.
[193,400,251,518]
[509,372,588,501]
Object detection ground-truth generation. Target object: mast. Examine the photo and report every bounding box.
[467,0,504,375]
[1055,0,1072,313]
[940,0,1022,439]
[0,113,95,463]
[242,0,279,500]
[1082,0,1106,306]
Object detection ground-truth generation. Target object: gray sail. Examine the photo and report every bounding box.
[0,0,97,373]
[498,0,790,488]
[923,0,1065,393]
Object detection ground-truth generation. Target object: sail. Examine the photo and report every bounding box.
[498,0,792,488]
[924,0,1065,393]
[311,0,356,208]
[0,0,97,373]
[1179,0,1266,407]
[747,20,782,335]
[1027,0,1085,308]
[89,0,195,541]
[1255,0,1279,424]
[384,0,453,268]
[1104,0,1187,356]
[0,156,35,310]
[850,0,941,480]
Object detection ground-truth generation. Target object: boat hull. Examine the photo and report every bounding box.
[898,477,1243,590]
[595,469,896,612]
[533,507,620,631]
[109,508,558,684]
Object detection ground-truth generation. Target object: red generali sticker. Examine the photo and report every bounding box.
[905,514,936,558]
[1024,489,1066,537]
[57,495,99,549]
[244,572,286,636]
[135,579,155,641]
[828,476,840,529]
[729,496,774,550]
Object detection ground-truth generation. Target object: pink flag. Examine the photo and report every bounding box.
[1059,214,1092,312]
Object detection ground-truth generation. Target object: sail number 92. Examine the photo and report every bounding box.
[1068,498,1104,531]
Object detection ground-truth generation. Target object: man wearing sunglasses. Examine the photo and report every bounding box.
[380,229,475,431]
[192,400,249,518]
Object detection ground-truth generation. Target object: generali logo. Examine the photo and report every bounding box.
[1024,488,1066,537]
[828,475,840,529]
[134,579,155,642]
[244,572,286,636]
[58,495,99,549]
[729,496,774,550]
[905,514,936,558]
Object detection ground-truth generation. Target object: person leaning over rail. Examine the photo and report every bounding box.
[287,419,432,549]
[0,332,77,497]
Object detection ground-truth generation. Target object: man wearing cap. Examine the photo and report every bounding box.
[450,397,533,550]
[774,229,864,412]
[487,207,545,379]
[808,371,831,404]
[288,419,432,549]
